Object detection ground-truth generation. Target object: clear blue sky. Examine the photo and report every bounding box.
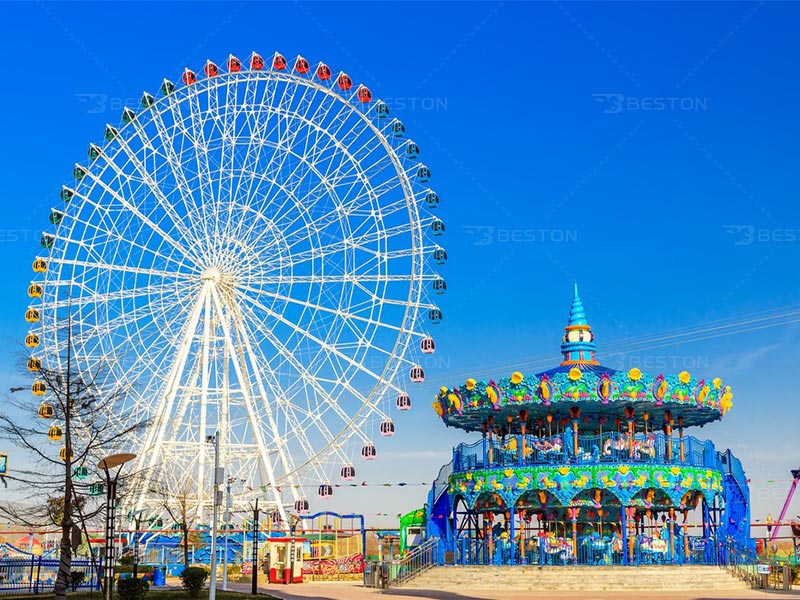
[1,1,799,528]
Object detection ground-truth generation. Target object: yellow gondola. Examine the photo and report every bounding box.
[31,380,46,395]
[32,258,47,273]
[27,357,42,371]
[37,403,54,419]
[25,333,40,348]
[48,425,63,441]
[27,284,43,298]
[25,308,40,323]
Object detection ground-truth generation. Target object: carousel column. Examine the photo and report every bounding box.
[482,423,488,467]
[508,509,515,566]
[518,410,528,466]
[569,407,580,460]
[668,507,676,563]
[678,417,685,463]
[569,507,578,565]
[665,411,673,462]
[620,505,628,566]
[625,407,635,459]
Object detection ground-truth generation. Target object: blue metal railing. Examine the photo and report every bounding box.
[453,432,721,472]
[0,557,100,595]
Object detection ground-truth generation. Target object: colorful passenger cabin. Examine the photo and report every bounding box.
[426,286,751,567]
[400,508,427,554]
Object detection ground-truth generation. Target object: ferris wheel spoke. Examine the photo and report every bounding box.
[238,283,425,340]
[72,169,204,267]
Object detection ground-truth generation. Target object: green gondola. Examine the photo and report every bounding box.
[40,234,55,249]
[122,108,136,124]
[89,482,104,496]
[73,165,87,181]
[88,144,102,161]
[73,466,89,479]
[49,210,64,225]
[161,79,175,96]
[141,92,155,108]
[60,187,75,202]
[104,125,119,141]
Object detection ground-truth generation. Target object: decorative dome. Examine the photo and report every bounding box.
[432,287,733,434]
[559,284,598,367]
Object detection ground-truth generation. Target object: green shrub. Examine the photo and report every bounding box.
[69,571,85,592]
[119,555,135,565]
[115,565,154,575]
[179,567,209,599]
[117,577,149,600]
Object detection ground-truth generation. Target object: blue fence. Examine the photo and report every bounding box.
[0,557,100,595]
[453,432,718,471]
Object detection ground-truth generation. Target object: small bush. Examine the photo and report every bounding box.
[69,571,85,592]
[179,567,209,599]
[117,577,149,600]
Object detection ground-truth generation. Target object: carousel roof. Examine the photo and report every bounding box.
[433,286,733,434]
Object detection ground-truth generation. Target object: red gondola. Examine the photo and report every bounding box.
[182,69,197,85]
[295,56,310,74]
[357,85,372,103]
[227,55,241,73]
[204,60,219,77]
[316,63,331,80]
[273,52,287,70]
[337,72,352,90]
[250,52,265,70]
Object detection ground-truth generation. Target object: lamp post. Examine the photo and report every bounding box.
[98,453,136,600]
[222,476,234,591]
[206,433,222,600]
[128,509,145,579]
[251,499,259,595]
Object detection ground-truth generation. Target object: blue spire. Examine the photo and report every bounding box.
[560,285,599,366]
[568,283,589,326]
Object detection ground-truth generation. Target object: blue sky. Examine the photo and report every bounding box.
[1,1,799,529]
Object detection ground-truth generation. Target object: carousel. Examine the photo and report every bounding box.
[426,287,751,566]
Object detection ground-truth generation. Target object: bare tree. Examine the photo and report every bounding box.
[0,332,147,600]
[153,487,201,569]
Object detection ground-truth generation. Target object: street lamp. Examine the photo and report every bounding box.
[222,476,235,591]
[98,453,136,600]
[206,434,222,600]
[127,509,146,579]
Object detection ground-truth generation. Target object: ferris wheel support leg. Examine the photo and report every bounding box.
[208,286,288,522]
[131,283,210,512]
[232,314,317,495]
[195,287,214,523]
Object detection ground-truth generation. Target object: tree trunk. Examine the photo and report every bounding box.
[54,464,72,600]
[183,527,190,569]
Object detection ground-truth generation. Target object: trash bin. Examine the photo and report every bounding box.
[153,566,166,586]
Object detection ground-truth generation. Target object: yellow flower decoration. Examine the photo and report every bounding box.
[712,377,722,390]
[486,386,498,403]
[678,371,691,384]
[568,367,582,381]
[628,367,642,381]
[510,371,524,385]
[465,378,476,391]
[431,402,443,417]
[439,386,448,395]
[618,465,630,475]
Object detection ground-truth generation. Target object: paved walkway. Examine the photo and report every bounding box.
[230,580,800,600]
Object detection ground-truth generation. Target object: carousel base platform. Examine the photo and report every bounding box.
[401,565,749,592]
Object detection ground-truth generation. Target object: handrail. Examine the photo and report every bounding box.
[385,537,439,587]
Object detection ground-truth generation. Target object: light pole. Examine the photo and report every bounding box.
[128,510,145,579]
[98,453,136,600]
[206,433,222,600]
[251,499,260,596]
[222,476,234,591]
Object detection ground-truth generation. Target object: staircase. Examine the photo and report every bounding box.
[401,565,750,592]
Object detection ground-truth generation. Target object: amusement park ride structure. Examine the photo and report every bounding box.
[426,287,751,566]
[23,50,446,523]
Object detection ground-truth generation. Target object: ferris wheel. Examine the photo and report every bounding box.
[25,51,446,521]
